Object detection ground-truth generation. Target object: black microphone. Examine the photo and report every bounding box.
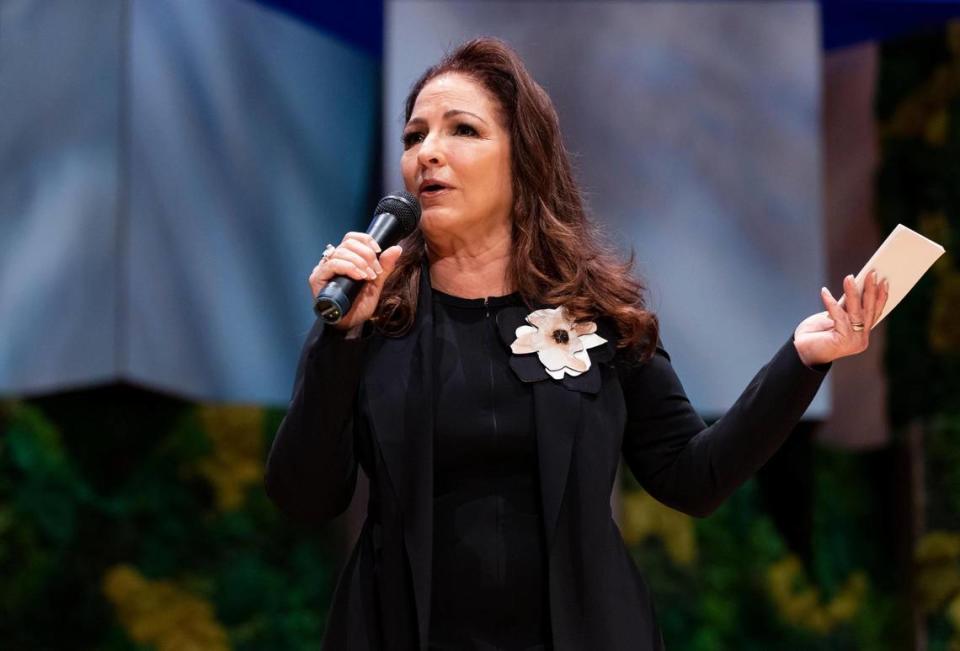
[314,191,421,324]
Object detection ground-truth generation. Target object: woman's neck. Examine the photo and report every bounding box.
[426,230,513,299]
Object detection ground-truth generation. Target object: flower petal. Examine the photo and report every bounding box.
[538,345,572,372]
[511,325,541,354]
[578,333,607,351]
[526,308,560,329]
[573,348,593,367]
[546,367,566,380]
[534,308,574,336]
[572,321,597,336]
[566,351,590,373]
[566,332,588,355]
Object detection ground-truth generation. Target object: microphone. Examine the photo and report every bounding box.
[314,191,421,324]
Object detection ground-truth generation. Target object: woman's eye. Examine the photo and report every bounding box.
[402,131,424,149]
[454,123,478,137]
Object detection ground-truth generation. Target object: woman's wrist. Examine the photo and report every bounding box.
[793,338,832,371]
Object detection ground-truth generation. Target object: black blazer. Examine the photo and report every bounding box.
[265,268,831,651]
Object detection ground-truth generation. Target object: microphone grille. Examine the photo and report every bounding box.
[375,191,421,236]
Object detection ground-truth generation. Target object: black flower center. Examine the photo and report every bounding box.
[552,329,570,344]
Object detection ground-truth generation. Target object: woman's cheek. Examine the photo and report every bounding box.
[400,161,416,192]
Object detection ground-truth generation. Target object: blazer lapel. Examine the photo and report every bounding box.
[532,377,582,550]
[363,275,602,647]
[496,304,586,551]
[363,263,435,650]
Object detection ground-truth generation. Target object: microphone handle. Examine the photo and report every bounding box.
[313,213,401,324]
[314,275,363,324]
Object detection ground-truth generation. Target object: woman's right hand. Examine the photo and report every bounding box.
[309,233,404,331]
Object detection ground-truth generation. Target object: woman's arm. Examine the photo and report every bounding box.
[266,234,402,524]
[621,269,887,517]
[619,336,830,518]
[264,318,369,524]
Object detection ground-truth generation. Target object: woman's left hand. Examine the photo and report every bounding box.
[793,270,890,367]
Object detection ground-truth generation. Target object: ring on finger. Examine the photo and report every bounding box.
[320,243,336,264]
[850,320,865,332]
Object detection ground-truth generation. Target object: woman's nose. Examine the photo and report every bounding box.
[417,132,444,167]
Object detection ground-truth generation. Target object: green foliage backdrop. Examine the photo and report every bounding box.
[875,21,960,650]
[0,390,341,650]
[619,444,903,650]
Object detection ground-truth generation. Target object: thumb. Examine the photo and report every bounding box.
[373,245,403,288]
[804,312,836,333]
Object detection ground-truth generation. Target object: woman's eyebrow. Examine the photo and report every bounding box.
[405,109,488,128]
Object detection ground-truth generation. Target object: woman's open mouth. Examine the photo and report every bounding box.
[419,181,452,198]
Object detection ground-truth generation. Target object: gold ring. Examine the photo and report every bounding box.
[850,321,865,332]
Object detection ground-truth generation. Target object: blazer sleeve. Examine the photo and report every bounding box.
[619,334,831,518]
[264,317,370,524]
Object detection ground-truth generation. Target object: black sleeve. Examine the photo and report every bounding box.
[264,317,370,524]
[620,334,831,518]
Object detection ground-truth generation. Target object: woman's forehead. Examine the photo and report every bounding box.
[411,73,500,118]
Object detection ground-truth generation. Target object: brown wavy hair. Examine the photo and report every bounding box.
[373,37,659,362]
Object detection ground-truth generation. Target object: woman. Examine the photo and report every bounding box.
[265,38,888,651]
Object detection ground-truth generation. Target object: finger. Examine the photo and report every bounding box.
[873,278,890,329]
[862,270,878,328]
[317,257,370,283]
[372,245,404,287]
[842,274,865,328]
[820,286,849,336]
[340,237,383,275]
[343,231,382,253]
[796,311,836,336]
[329,247,375,279]
[807,313,836,332]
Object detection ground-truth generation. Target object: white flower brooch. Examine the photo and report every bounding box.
[509,306,608,380]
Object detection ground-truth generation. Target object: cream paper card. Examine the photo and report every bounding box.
[837,224,945,329]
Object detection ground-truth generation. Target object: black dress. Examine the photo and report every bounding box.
[428,288,552,651]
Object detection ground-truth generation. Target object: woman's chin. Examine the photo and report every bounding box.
[420,208,464,233]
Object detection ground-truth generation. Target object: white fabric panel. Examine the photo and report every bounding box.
[385,0,829,417]
[0,0,123,395]
[124,0,379,403]
[0,0,379,404]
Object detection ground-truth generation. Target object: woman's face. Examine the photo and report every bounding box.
[401,73,513,243]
